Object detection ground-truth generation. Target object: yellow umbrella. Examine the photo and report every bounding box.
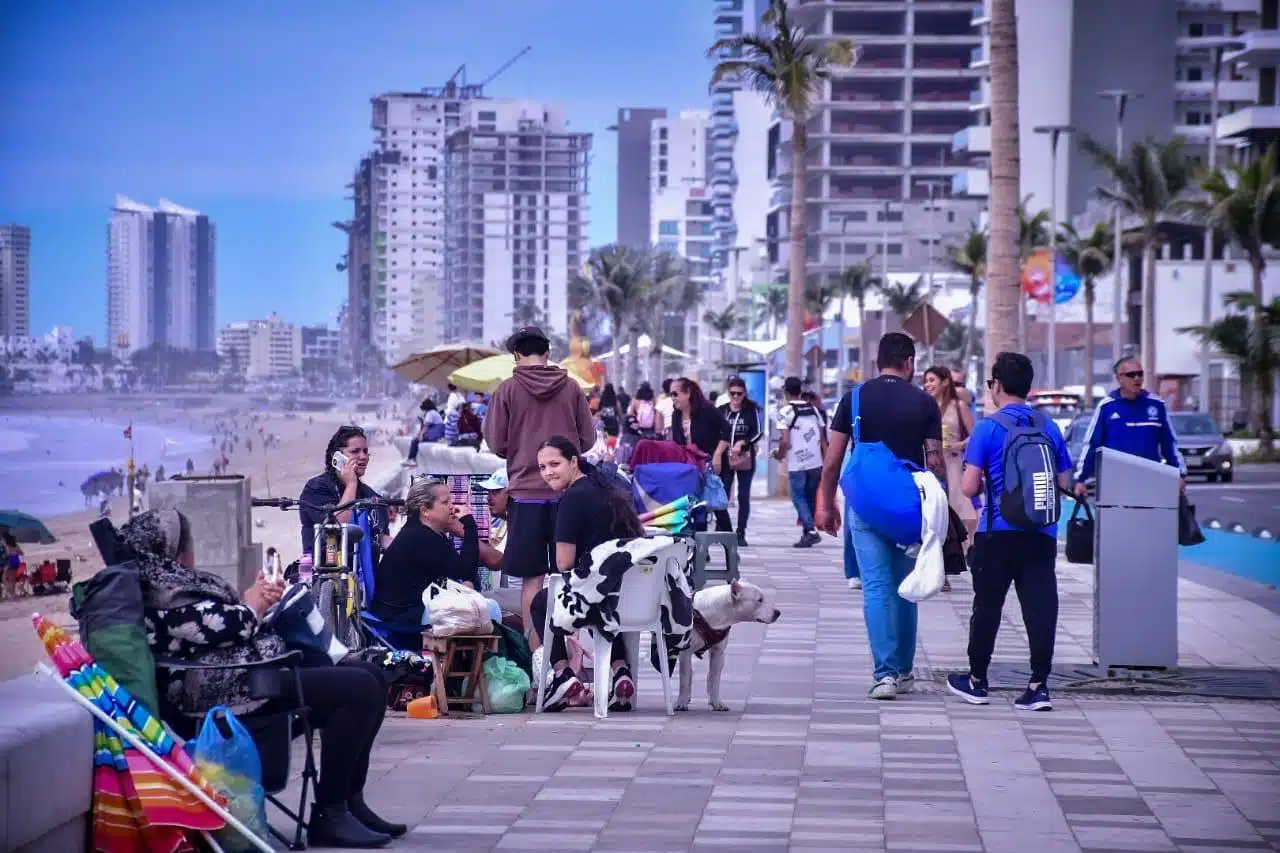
[448,355,595,394]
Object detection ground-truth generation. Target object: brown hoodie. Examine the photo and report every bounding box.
[484,363,596,500]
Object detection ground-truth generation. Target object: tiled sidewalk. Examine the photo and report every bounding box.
[329,500,1280,853]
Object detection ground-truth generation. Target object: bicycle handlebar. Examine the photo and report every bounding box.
[251,496,405,513]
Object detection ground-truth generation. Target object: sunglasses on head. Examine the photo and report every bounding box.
[1120,370,1145,379]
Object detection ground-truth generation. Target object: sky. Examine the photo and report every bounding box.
[0,0,717,342]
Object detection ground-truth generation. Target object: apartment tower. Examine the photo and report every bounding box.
[0,224,31,338]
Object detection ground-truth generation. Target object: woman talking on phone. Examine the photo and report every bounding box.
[299,425,391,558]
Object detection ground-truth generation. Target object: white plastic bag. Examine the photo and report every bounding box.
[423,580,491,636]
[898,472,949,602]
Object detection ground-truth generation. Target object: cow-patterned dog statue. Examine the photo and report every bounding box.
[675,579,780,712]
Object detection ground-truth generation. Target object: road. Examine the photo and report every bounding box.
[1187,463,1280,532]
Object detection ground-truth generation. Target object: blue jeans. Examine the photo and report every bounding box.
[850,510,917,682]
[843,499,860,580]
[788,467,821,530]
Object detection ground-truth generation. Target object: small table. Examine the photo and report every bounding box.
[421,630,500,716]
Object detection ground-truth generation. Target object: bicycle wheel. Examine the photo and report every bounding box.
[333,577,362,651]
[315,578,339,636]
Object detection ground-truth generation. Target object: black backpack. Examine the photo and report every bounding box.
[987,409,1060,530]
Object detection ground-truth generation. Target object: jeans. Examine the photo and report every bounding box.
[967,531,1059,684]
[407,437,421,461]
[843,499,860,580]
[787,467,821,531]
[850,510,917,681]
[714,464,754,535]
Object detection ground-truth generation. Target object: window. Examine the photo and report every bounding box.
[478,110,497,121]
[658,220,680,236]
[659,143,668,156]
[659,159,668,172]
[887,243,903,256]
[659,176,668,189]
[659,127,668,140]
[876,210,904,223]
[1186,67,1204,82]
[1188,21,1204,37]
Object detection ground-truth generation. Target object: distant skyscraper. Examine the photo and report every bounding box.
[710,0,752,269]
[0,224,31,338]
[614,107,668,247]
[107,196,216,354]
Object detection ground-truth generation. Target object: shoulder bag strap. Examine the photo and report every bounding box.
[850,386,862,444]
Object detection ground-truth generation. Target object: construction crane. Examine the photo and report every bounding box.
[479,45,531,89]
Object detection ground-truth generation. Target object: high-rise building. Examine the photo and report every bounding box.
[0,224,31,338]
[771,0,985,280]
[334,154,378,369]
[442,99,591,346]
[614,107,668,247]
[217,313,302,380]
[710,0,754,269]
[302,324,343,375]
[107,196,216,354]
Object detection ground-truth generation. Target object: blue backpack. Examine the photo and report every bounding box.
[838,385,923,546]
[987,409,1061,530]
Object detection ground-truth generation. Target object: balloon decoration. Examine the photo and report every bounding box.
[1021,250,1082,305]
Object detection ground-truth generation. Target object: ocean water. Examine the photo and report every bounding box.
[0,414,214,518]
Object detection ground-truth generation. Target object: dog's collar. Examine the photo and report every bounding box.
[692,611,731,657]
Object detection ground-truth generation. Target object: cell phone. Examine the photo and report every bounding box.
[331,450,351,472]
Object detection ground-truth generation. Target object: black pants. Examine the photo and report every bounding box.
[296,659,389,807]
[967,531,1059,684]
[714,464,754,534]
[529,586,627,669]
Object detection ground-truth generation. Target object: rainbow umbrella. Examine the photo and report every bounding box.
[33,615,271,853]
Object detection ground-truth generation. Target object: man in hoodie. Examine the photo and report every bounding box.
[484,326,596,638]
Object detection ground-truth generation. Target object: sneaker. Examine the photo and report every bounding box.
[869,676,897,700]
[608,666,635,712]
[542,668,587,712]
[1014,683,1053,712]
[945,672,989,705]
[896,672,915,694]
[847,577,863,590]
[793,531,815,548]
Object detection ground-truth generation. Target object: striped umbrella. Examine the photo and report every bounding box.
[32,615,244,853]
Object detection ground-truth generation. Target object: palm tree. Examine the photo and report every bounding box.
[945,226,986,376]
[1015,202,1052,352]
[761,286,789,338]
[803,277,838,382]
[1179,292,1279,459]
[986,0,1022,378]
[573,244,647,389]
[1059,222,1114,392]
[639,249,698,385]
[709,0,856,378]
[835,261,880,385]
[1189,142,1280,456]
[1080,136,1196,389]
[879,276,926,325]
[703,305,742,368]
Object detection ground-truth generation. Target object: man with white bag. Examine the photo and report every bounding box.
[947,352,1073,712]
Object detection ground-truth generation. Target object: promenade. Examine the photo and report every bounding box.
[327,499,1280,853]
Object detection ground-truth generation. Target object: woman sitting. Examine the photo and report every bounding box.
[120,509,404,849]
[368,477,482,648]
[529,436,642,712]
[300,426,391,560]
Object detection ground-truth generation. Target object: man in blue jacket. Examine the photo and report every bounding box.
[1073,356,1186,497]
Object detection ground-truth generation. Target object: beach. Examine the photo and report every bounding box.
[0,396,412,681]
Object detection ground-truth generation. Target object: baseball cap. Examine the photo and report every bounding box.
[505,326,550,353]
[478,469,509,490]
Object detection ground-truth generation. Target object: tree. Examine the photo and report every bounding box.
[1189,141,1280,456]
[72,337,97,367]
[1014,202,1052,352]
[1059,221,1114,391]
[945,226,987,376]
[709,0,856,377]
[639,249,698,384]
[703,305,743,368]
[1080,136,1196,390]
[1179,292,1279,458]
[761,286,789,338]
[835,261,880,385]
[804,277,838,383]
[879,276,926,323]
[573,244,648,389]
[987,0,1022,381]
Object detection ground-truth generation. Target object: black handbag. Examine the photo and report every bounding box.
[1065,500,1094,564]
[1178,495,1206,546]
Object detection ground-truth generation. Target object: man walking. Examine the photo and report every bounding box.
[816,333,945,699]
[1074,355,1186,497]
[484,327,596,640]
[774,376,828,548]
[947,352,1074,711]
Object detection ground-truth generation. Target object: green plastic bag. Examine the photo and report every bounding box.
[484,655,530,714]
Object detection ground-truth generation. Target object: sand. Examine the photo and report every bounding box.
[1,400,413,682]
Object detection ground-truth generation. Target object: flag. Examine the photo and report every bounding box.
[123,423,133,440]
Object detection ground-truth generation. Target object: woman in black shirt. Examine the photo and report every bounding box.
[529,435,644,713]
[671,377,731,532]
[716,376,763,545]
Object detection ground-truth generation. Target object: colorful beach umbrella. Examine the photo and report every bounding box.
[33,615,270,853]
[0,509,56,544]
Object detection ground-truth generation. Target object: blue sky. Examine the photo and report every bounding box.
[0,1,717,342]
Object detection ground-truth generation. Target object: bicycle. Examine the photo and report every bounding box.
[252,495,404,651]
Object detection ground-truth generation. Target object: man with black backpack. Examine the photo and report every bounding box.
[946,352,1074,712]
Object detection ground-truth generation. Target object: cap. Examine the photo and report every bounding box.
[477,469,509,491]
[505,326,550,353]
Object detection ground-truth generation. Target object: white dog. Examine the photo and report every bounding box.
[675,579,780,712]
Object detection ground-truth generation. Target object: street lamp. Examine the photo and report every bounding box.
[1098,89,1141,379]
[917,179,950,366]
[1034,123,1075,389]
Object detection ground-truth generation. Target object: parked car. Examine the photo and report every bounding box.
[1064,411,1093,469]
[1169,412,1235,482]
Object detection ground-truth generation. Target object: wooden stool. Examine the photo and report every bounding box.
[421,630,500,716]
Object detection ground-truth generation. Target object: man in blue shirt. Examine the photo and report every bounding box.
[1073,356,1186,496]
[946,352,1073,712]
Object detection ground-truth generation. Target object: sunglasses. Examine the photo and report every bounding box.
[729,390,745,397]
[1119,370,1145,379]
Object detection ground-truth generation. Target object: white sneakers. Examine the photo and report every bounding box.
[869,676,897,700]
[847,577,863,590]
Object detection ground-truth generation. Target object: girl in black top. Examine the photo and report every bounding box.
[671,377,731,533]
[598,383,621,438]
[716,376,763,545]
[529,435,643,712]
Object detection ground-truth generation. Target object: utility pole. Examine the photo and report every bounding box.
[1200,41,1239,414]
[919,179,950,367]
[1034,124,1074,388]
[1099,89,1139,371]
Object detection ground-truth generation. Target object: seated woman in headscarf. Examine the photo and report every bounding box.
[120,509,406,849]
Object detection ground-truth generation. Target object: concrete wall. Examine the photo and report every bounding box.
[149,476,260,593]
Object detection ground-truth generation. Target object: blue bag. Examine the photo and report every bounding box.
[699,469,730,511]
[838,385,923,546]
[189,706,270,852]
